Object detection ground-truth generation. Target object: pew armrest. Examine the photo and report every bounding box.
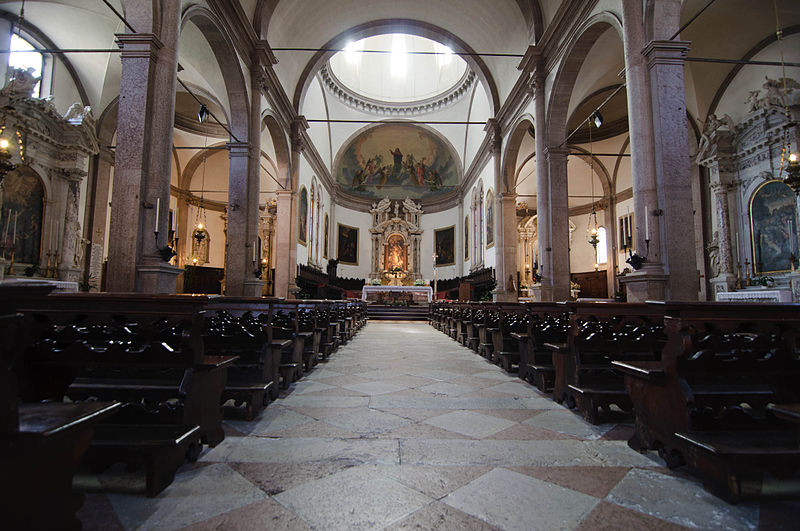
[197,355,239,369]
[611,360,665,383]
[768,403,800,424]
[510,332,528,341]
[544,342,568,353]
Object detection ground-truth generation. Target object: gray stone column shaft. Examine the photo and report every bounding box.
[85,149,113,288]
[645,40,697,300]
[547,147,570,300]
[711,179,734,275]
[224,142,251,296]
[532,68,552,300]
[498,193,518,301]
[243,66,264,296]
[621,1,661,265]
[106,33,162,291]
[274,189,293,298]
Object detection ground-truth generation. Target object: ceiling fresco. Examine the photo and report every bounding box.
[335,123,460,201]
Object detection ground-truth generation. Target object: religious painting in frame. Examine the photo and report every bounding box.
[385,233,407,271]
[464,215,469,261]
[0,166,44,264]
[323,213,329,259]
[485,188,494,248]
[335,123,460,201]
[435,226,455,266]
[337,223,359,265]
[749,180,799,274]
[298,186,308,246]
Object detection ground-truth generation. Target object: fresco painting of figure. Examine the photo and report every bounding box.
[337,123,458,200]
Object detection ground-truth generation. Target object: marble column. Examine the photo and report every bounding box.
[619,0,667,302]
[224,141,252,296]
[85,148,113,290]
[546,147,571,301]
[287,117,307,297]
[241,65,265,297]
[106,33,163,291]
[702,145,738,296]
[532,65,553,301]
[644,39,697,301]
[57,173,84,282]
[274,189,294,298]
[497,192,518,301]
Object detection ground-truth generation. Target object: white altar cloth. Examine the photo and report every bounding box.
[362,285,433,303]
[715,289,792,302]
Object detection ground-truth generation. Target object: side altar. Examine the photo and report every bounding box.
[362,285,433,303]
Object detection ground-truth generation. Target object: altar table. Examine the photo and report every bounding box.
[361,285,433,303]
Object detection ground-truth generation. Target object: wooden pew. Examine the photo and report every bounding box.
[1,284,121,528]
[490,303,529,372]
[18,293,237,496]
[613,301,800,502]
[513,302,568,390]
[547,302,665,424]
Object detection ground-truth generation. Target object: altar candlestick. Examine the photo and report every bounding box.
[253,241,256,262]
[736,231,740,263]
[644,205,649,240]
[12,211,18,244]
[3,209,11,241]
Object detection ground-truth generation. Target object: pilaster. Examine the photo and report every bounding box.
[545,147,570,301]
[224,141,252,296]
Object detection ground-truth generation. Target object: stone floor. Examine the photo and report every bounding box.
[78,321,797,530]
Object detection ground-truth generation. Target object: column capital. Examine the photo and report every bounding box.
[275,189,295,199]
[115,33,163,60]
[485,118,501,153]
[517,45,542,74]
[498,192,517,202]
[226,141,249,156]
[291,116,309,152]
[544,146,570,158]
[254,39,278,66]
[643,40,690,69]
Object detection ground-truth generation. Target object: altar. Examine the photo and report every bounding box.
[362,285,433,303]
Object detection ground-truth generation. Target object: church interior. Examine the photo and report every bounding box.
[1,0,800,529]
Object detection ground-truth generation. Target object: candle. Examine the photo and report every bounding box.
[736,231,740,263]
[12,211,17,244]
[54,221,59,252]
[644,205,649,241]
[155,197,160,231]
[253,240,256,261]
[3,209,10,241]
[173,204,178,232]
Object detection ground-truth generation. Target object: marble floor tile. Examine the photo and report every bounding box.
[424,410,517,438]
[385,500,500,530]
[510,466,631,498]
[202,436,400,465]
[107,463,266,530]
[273,465,432,530]
[417,381,477,396]
[523,408,616,440]
[226,406,315,436]
[443,468,600,530]
[606,467,760,530]
[181,497,313,531]
[575,501,692,531]
[376,464,493,499]
[324,408,412,434]
[343,380,409,395]
[290,380,338,395]
[486,381,545,397]
[228,461,358,496]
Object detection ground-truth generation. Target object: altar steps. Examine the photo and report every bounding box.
[367,305,429,321]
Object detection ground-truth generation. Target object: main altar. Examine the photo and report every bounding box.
[361,284,433,303]
[368,198,424,285]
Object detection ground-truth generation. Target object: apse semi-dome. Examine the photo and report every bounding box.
[328,34,469,104]
[335,123,461,201]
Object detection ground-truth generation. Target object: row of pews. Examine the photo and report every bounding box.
[429,299,800,503]
[0,285,365,529]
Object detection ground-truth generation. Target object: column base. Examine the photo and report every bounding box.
[136,261,183,294]
[619,268,667,302]
[531,285,554,302]
[242,278,264,298]
[709,273,737,299]
[492,289,518,302]
[57,264,82,283]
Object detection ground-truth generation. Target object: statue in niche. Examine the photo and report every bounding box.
[696,113,735,163]
[1,67,40,98]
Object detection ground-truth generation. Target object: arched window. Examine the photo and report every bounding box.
[8,34,43,98]
[597,227,607,265]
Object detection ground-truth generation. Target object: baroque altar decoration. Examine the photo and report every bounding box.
[0,68,98,282]
[368,197,424,283]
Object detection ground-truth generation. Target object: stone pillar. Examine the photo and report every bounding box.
[497,193,518,301]
[532,65,553,301]
[106,33,163,291]
[287,117,308,297]
[619,1,667,302]
[85,148,113,290]
[644,40,697,301]
[274,189,294,298]
[546,147,571,301]
[224,141,252,296]
[57,173,84,282]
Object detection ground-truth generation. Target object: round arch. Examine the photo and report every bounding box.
[261,110,291,190]
[502,113,535,193]
[291,19,500,116]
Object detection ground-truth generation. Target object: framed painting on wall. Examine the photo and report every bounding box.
[337,223,359,265]
[323,213,329,258]
[435,225,455,266]
[485,189,494,248]
[298,186,308,246]
[464,215,469,260]
[750,180,799,274]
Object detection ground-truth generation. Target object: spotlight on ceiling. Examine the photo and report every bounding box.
[591,110,603,129]
[198,104,209,124]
